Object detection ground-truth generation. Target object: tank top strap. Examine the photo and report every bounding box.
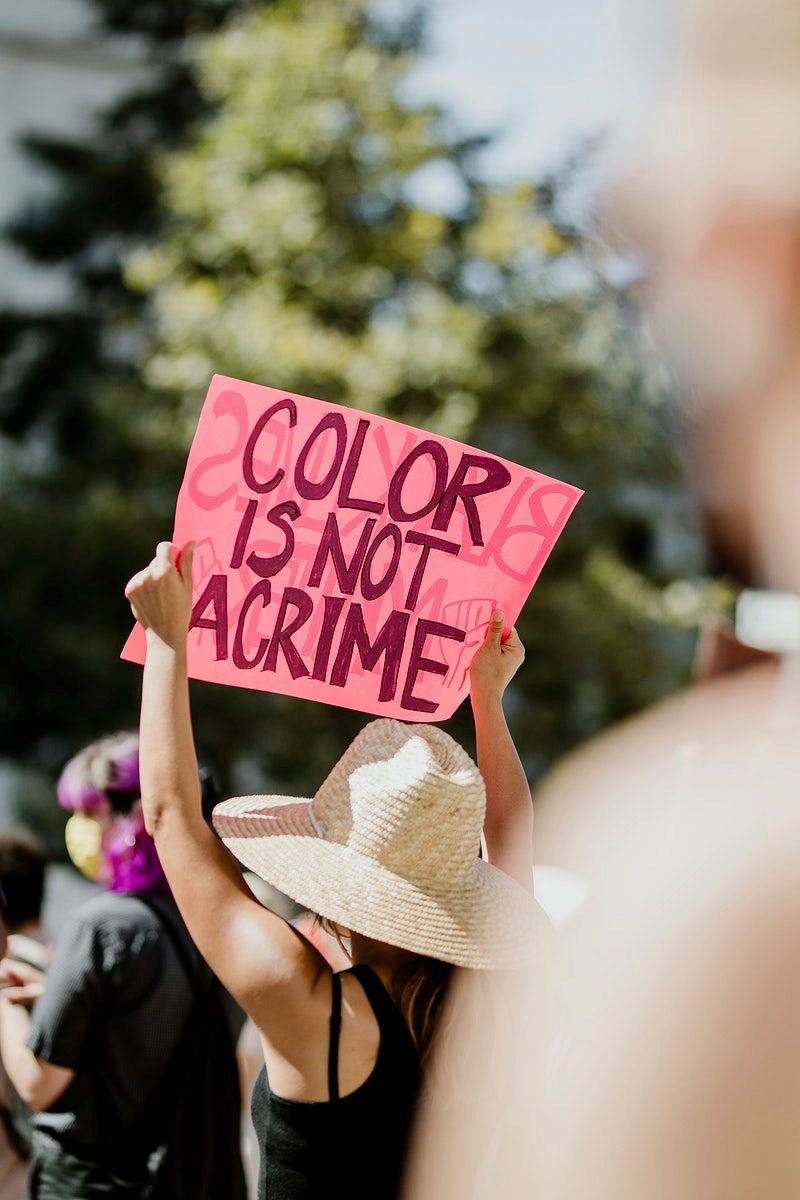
[328,970,342,1103]
[346,964,414,1046]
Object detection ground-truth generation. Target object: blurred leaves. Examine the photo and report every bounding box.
[0,0,262,783]
[0,0,707,797]
[122,0,706,786]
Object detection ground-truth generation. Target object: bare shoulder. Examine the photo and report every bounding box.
[256,965,385,1103]
[254,965,334,1099]
[233,910,331,1025]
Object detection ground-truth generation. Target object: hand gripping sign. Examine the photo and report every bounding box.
[122,376,582,720]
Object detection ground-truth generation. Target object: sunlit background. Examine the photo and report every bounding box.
[0,0,719,872]
[5,7,800,1196]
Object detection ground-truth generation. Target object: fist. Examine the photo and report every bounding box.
[125,541,195,650]
[470,610,525,702]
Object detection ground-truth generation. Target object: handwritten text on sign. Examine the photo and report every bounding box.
[122,376,582,719]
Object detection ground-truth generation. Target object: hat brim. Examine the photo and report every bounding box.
[213,794,546,971]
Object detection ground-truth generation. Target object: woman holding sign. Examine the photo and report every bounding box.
[125,540,543,1199]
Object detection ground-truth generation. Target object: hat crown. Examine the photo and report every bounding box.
[212,718,540,969]
[310,721,485,887]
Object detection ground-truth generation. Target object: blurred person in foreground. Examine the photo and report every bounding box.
[408,2,800,1197]
[124,540,547,1200]
[0,732,246,1199]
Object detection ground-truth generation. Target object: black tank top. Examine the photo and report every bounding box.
[251,964,421,1199]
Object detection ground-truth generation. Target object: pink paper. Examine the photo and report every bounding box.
[122,375,582,721]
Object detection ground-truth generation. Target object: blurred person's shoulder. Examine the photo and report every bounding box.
[535,659,784,874]
[66,888,162,931]
[56,889,177,965]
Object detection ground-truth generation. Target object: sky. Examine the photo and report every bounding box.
[0,0,671,302]
[0,0,671,801]
[405,0,666,183]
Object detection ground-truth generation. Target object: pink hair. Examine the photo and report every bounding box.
[58,732,168,894]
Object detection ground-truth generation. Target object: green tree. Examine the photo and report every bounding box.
[126,0,707,789]
[1,0,709,806]
[0,0,259,793]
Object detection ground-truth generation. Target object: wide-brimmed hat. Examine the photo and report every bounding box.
[213,719,543,970]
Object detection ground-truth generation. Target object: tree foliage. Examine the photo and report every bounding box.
[126,0,705,786]
[1,0,705,809]
[0,0,261,787]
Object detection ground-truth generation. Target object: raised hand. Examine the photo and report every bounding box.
[468,610,532,889]
[470,610,525,704]
[125,541,195,651]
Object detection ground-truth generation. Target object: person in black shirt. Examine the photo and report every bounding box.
[126,541,547,1200]
[0,732,245,1199]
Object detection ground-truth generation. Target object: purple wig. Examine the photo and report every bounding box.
[57,731,140,813]
[57,732,168,894]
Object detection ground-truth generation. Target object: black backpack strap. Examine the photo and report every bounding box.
[328,971,342,1103]
[134,892,204,998]
[115,896,203,1160]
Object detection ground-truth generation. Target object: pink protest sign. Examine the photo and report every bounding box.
[122,375,582,720]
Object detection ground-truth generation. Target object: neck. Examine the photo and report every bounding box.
[349,933,417,988]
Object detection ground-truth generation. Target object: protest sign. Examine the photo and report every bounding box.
[122,375,582,720]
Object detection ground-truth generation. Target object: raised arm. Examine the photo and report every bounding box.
[469,611,533,891]
[125,542,324,1029]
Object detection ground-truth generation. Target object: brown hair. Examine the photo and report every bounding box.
[0,827,46,930]
[315,919,515,1107]
[315,917,453,1069]
[390,955,454,1069]
[392,959,513,1106]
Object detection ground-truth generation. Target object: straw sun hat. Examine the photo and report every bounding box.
[213,720,542,970]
